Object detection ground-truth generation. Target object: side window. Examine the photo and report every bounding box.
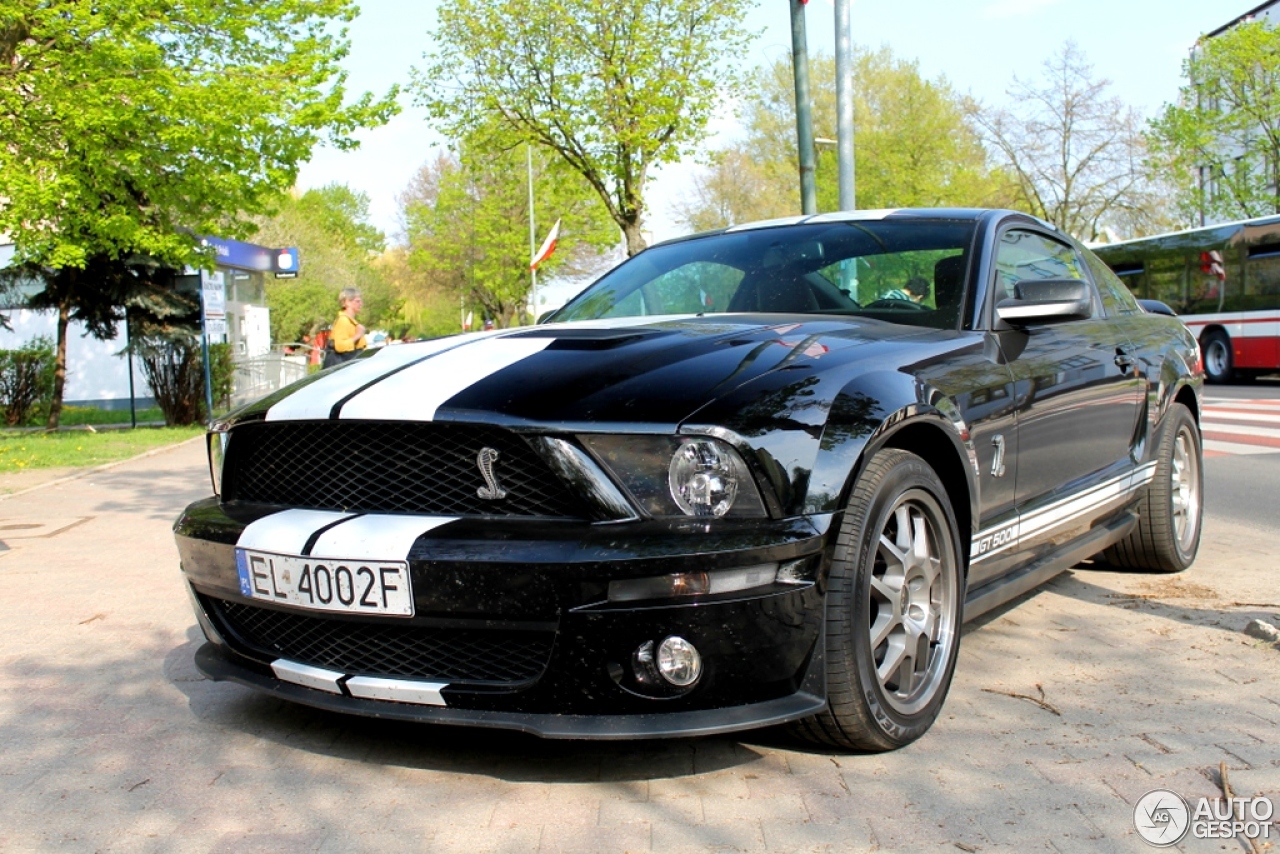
[994,229,1087,300]
[1084,250,1142,316]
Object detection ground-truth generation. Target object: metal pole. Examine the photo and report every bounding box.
[790,0,817,215]
[527,143,539,323]
[834,0,856,210]
[199,295,214,426]
[125,311,137,428]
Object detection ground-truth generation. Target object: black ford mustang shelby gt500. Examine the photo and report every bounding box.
[174,209,1203,751]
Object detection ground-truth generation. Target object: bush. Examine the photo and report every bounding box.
[0,336,56,427]
[209,342,235,412]
[137,336,206,426]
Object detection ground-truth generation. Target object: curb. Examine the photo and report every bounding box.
[0,435,206,502]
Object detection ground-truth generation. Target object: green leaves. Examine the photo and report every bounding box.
[254,185,399,344]
[677,48,1014,233]
[0,0,400,272]
[412,0,755,254]
[0,0,399,426]
[1148,20,1280,221]
[399,142,617,329]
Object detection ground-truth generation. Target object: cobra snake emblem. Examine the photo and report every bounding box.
[476,447,507,500]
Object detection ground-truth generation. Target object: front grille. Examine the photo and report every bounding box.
[207,597,554,685]
[222,421,587,518]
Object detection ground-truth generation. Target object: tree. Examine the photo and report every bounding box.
[671,146,780,233]
[412,0,756,255]
[971,41,1175,242]
[0,0,398,425]
[252,185,400,345]
[676,49,1015,231]
[400,143,617,329]
[1148,20,1280,222]
[373,245,461,340]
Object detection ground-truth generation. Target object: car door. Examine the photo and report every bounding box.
[991,227,1143,554]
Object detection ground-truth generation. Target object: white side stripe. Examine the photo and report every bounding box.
[970,463,1157,563]
[309,514,458,561]
[339,336,554,421]
[237,509,354,555]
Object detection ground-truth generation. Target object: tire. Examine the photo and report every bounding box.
[1103,403,1203,572]
[1202,330,1233,384]
[791,449,963,752]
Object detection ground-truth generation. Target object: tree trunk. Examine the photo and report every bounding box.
[621,219,647,257]
[45,301,70,430]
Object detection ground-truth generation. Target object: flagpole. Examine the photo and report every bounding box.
[527,143,538,324]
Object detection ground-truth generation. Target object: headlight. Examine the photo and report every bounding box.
[668,439,742,516]
[580,434,767,518]
[207,427,230,496]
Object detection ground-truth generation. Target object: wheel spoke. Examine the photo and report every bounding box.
[877,636,907,687]
[870,609,899,650]
[910,513,934,573]
[878,531,906,568]
[870,575,899,602]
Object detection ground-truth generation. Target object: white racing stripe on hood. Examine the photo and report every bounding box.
[264,335,492,422]
[236,509,354,555]
[339,335,555,421]
[309,514,458,561]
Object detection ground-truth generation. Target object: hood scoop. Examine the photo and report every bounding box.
[509,327,671,350]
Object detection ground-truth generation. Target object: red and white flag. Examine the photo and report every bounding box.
[530,219,561,270]
[1200,250,1226,281]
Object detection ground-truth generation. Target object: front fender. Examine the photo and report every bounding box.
[684,362,979,538]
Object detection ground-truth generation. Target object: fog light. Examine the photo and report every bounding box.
[657,636,702,687]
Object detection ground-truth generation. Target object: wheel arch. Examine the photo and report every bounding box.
[1198,323,1229,346]
[1173,383,1200,424]
[819,410,975,574]
[877,420,975,572]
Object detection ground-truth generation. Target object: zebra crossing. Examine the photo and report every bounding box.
[1201,396,1280,457]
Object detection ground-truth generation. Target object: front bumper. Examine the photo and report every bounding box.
[175,498,834,738]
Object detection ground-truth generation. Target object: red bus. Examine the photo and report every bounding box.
[1092,215,1280,383]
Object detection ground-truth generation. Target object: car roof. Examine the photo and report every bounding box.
[651,208,1058,248]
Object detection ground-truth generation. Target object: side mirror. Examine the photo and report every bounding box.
[1138,299,1176,317]
[996,278,1093,326]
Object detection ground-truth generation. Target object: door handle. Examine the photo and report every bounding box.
[1114,346,1136,371]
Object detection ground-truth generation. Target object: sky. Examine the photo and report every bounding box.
[296,0,1241,250]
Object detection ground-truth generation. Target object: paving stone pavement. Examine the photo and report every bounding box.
[0,440,1276,853]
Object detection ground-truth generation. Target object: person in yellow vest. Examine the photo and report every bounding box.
[323,288,367,368]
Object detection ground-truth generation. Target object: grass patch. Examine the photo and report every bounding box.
[57,405,168,426]
[0,426,204,472]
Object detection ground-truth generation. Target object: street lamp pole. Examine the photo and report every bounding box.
[834,0,855,210]
[527,143,538,322]
[790,0,817,215]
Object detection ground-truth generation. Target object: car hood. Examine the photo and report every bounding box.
[237,315,942,430]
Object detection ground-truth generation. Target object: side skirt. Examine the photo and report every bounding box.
[962,511,1138,622]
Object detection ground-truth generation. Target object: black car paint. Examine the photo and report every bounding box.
[173,209,1202,738]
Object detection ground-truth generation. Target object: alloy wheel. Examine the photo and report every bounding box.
[867,491,958,717]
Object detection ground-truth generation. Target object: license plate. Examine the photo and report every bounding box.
[235,549,413,616]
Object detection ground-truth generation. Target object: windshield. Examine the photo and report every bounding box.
[551,219,977,330]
